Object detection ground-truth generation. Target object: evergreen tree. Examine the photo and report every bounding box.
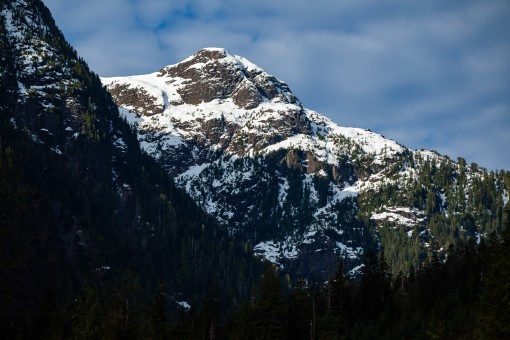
[287,278,313,340]
[357,250,392,322]
[475,225,510,339]
[70,286,101,340]
[149,285,167,339]
[251,264,287,340]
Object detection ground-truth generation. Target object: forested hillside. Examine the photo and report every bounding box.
[358,150,510,274]
[175,229,509,339]
[0,1,262,337]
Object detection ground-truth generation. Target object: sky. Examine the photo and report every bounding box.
[43,0,510,170]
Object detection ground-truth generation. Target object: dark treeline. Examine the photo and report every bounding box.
[0,106,261,339]
[197,229,509,340]
[221,229,509,340]
[23,227,508,339]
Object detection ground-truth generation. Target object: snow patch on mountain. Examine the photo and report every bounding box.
[253,239,299,266]
[336,242,364,259]
[371,207,426,228]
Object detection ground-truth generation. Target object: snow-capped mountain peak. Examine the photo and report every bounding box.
[100,48,408,277]
[102,48,509,280]
[102,48,402,167]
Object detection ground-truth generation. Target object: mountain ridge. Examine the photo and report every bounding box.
[103,47,510,279]
[102,47,403,164]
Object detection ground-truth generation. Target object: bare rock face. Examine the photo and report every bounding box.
[157,48,297,109]
[107,83,164,116]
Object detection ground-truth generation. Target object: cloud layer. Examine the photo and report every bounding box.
[44,0,510,170]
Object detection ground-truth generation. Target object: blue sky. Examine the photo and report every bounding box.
[44,0,510,170]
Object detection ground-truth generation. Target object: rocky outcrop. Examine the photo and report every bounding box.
[107,83,164,116]
[157,48,298,109]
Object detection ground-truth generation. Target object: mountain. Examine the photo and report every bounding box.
[0,1,262,336]
[2,1,509,337]
[103,47,510,278]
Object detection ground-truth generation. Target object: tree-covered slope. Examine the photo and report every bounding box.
[0,1,262,337]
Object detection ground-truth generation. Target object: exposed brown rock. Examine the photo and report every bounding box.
[108,83,164,116]
[156,48,297,109]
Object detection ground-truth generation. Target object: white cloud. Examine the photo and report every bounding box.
[43,0,510,170]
